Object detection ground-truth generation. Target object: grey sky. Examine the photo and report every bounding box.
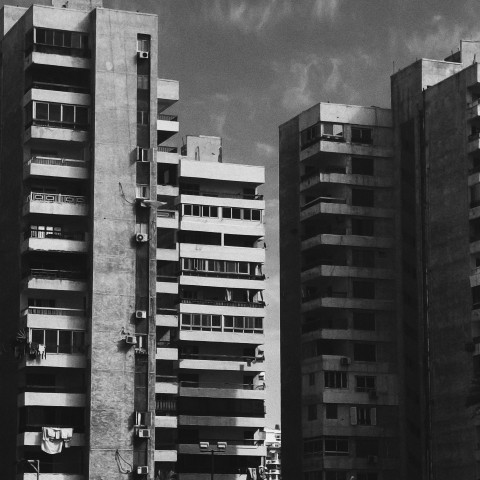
[7,0,480,426]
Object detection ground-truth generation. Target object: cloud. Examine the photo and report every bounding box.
[275,55,349,111]
[256,142,276,158]
[209,111,228,138]
[312,0,340,21]
[205,0,291,34]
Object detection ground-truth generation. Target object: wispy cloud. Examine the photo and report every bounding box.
[274,55,349,111]
[256,142,276,158]
[204,0,291,34]
[312,0,340,21]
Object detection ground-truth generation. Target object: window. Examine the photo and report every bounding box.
[222,207,261,221]
[30,329,85,354]
[303,437,322,457]
[137,37,150,52]
[322,122,344,138]
[352,218,374,236]
[326,404,338,419]
[182,204,218,218]
[352,188,375,207]
[324,437,349,455]
[355,375,376,392]
[357,406,377,425]
[29,225,62,239]
[353,312,375,331]
[355,438,379,457]
[324,371,347,389]
[181,313,222,332]
[34,27,88,51]
[300,123,321,149]
[352,280,375,299]
[29,101,88,129]
[352,249,375,267]
[352,157,374,175]
[307,404,317,421]
[308,372,316,386]
[351,127,373,144]
[353,343,377,362]
[137,75,149,90]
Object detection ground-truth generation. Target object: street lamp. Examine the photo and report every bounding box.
[199,441,227,480]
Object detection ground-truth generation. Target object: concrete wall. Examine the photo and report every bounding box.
[0,10,28,479]
[89,8,157,479]
[278,116,303,476]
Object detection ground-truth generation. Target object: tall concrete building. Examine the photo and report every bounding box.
[0,1,267,479]
[279,40,480,480]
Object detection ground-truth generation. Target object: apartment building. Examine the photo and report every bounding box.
[279,40,480,480]
[156,134,267,478]
[279,103,398,480]
[0,1,267,479]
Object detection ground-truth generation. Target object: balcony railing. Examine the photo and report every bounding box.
[27,42,91,58]
[157,113,178,121]
[24,229,85,241]
[178,298,265,308]
[19,384,85,393]
[180,439,262,447]
[181,270,265,280]
[27,119,89,131]
[179,381,265,390]
[22,306,85,316]
[28,81,89,94]
[156,307,178,315]
[301,291,348,303]
[301,196,346,211]
[156,375,178,383]
[25,192,87,205]
[27,155,87,168]
[157,275,178,283]
[157,146,178,153]
[181,189,264,200]
[300,167,346,182]
[27,269,85,281]
[179,353,256,363]
[157,209,176,218]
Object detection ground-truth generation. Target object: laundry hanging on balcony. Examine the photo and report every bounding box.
[41,427,73,454]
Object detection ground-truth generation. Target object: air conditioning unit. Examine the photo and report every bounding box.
[125,335,137,345]
[135,310,147,320]
[136,466,149,475]
[136,428,151,438]
[135,233,149,243]
[272,442,281,448]
[134,411,153,427]
[369,389,378,399]
[340,357,351,366]
[367,455,378,465]
[255,347,265,361]
[136,146,149,162]
[137,50,149,59]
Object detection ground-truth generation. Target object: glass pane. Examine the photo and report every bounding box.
[244,209,252,220]
[45,330,58,353]
[75,107,88,125]
[232,208,241,219]
[71,32,81,49]
[210,206,218,217]
[63,31,72,48]
[252,210,261,221]
[31,329,44,344]
[36,28,46,44]
[49,104,61,122]
[45,29,54,45]
[223,207,232,219]
[72,331,84,353]
[35,102,48,120]
[53,30,63,47]
[63,105,74,123]
[58,330,71,353]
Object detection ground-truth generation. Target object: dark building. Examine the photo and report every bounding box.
[279,40,480,480]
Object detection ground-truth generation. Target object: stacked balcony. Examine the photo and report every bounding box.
[16,24,91,478]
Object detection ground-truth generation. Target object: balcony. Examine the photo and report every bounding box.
[154,450,177,462]
[181,189,263,201]
[180,243,265,264]
[23,269,87,292]
[179,380,265,400]
[22,230,87,254]
[300,172,392,191]
[156,146,179,165]
[179,441,266,456]
[156,343,178,361]
[155,415,177,428]
[18,392,85,407]
[301,293,394,312]
[178,353,264,373]
[24,156,88,180]
[22,306,85,331]
[21,353,86,369]
[178,415,264,428]
[157,209,179,229]
[157,113,179,143]
[180,272,264,291]
[156,375,178,395]
[25,119,88,143]
[25,47,90,70]
[301,265,394,281]
[469,132,480,154]
[178,298,265,309]
[23,193,88,217]
[156,276,178,295]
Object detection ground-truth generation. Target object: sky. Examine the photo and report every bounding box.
[8,0,480,426]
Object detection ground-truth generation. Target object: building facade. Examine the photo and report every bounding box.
[279,41,480,480]
[264,426,281,480]
[0,1,267,479]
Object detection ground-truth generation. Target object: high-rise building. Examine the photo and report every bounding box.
[0,1,267,479]
[264,426,281,480]
[279,40,480,480]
